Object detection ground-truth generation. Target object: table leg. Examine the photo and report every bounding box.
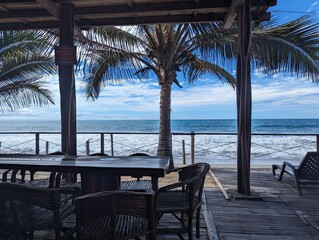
[81,173,119,194]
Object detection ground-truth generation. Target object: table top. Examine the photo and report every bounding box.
[0,154,171,177]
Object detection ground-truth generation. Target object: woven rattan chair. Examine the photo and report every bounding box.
[0,182,78,240]
[120,153,157,191]
[272,151,319,195]
[2,168,55,188]
[155,162,210,240]
[75,191,156,240]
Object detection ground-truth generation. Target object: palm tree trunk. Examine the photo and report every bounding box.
[157,82,173,159]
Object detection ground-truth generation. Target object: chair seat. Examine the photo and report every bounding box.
[157,191,202,213]
[79,214,151,240]
[120,180,153,191]
[6,201,75,232]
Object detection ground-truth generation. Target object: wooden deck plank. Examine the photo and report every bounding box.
[206,167,319,240]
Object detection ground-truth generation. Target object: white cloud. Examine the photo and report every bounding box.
[1,71,319,120]
[308,1,319,12]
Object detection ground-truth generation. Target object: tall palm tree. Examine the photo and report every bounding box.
[0,31,56,113]
[80,15,319,160]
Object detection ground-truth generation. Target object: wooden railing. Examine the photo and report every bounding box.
[0,131,318,164]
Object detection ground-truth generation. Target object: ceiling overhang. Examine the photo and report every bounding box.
[0,0,276,30]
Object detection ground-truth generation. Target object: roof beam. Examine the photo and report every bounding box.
[35,0,60,18]
[223,0,245,29]
[35,0,83,36]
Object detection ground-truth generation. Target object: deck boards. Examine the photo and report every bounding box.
[207,167,319,240]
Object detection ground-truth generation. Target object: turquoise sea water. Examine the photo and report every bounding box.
[0,119,318,133]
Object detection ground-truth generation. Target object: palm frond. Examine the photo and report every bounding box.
[0,52,57,81]
[0,78,54,113]
[82,50,143,100]
[251,15,319,83]
[0,30,56,113]
[182,56,236,88]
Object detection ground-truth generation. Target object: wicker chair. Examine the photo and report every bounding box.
[272,151,319,195]
[120,153,157,191]
[75,191,156,240]
[2,168,56,188]
[155,162,210,240]
[0,182,78,240]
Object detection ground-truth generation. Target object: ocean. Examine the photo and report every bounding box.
[0,119,318,165]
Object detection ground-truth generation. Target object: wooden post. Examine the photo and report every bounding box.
[191,132,195,164]
[58,3,77,155]
[236,0,252,195]
[100,133,105,154]
[317,135,319,152]
[45,141,49,155]
[110,134,114,156]
[86,140,90,156]
[182,140,186,164]
[35,133,40,154]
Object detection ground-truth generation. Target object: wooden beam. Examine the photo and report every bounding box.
[223,0,245,29]
[35,0,60,18]
[77,13,227,27]
[35,0,82,36]
[0,0,34,3]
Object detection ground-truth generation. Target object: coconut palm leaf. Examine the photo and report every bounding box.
[251,15,319,82]
[0,78,54,113]
[0,30,56,112]
[182,56,236,87]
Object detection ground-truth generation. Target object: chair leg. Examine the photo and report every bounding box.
[196,208,201,238]
[294,177,303,195]
[55,227,61,240]
[274,164,287,181]
[148,231,156,240]
[188,212,193,240]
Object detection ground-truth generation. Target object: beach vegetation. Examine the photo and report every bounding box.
[0,31,56,113]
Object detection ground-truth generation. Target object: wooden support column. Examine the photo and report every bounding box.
[236,0,251,195]
[57,3,77,155]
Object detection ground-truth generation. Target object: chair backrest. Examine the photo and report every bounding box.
[297,152,319,180]
[75,191,155,240]
[0,182,61,231]
[179,163,210,202]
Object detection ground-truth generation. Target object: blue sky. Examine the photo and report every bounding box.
[2,0,319,120]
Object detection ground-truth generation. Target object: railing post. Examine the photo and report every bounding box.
[45,141,49,155]
[100,133,105,154]
[35,133,40,154]
[317,135,319,152]
[110,133,114,156]
[191,131,195,164]
[86,140,90,156]
[182,140,186,164]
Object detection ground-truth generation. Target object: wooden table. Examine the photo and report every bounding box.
[0,154,171,193]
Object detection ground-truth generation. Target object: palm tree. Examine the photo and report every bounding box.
[80,15,319,160]
[0,31,57,113]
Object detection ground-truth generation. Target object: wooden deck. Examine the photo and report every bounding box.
[206,166,319,240]
[2,166,319,239]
